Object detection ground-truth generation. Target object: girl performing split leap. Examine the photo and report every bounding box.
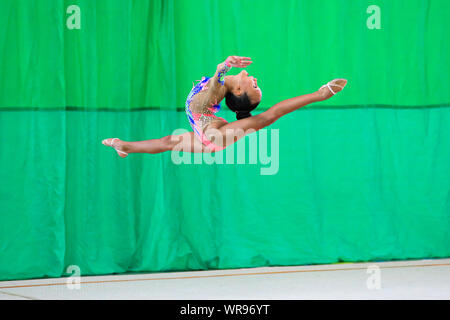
[102,56,347,155]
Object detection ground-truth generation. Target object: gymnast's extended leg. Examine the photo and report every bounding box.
[205,79,347,147]
[102,132,215,157]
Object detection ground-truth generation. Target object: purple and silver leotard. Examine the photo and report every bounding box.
[185,63,231,151]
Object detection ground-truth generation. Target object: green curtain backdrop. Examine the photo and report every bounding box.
[0,0,449,281]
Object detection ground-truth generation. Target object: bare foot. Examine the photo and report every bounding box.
[318,79,348,100]
[102,138,129,158]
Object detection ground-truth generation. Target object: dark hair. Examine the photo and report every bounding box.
[225,92,260,120]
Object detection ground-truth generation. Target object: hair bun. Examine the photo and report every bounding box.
[236,111,252,120]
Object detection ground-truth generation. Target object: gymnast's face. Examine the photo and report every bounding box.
[234,70,262,104]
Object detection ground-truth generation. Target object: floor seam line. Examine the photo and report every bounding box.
[0,262,449,290]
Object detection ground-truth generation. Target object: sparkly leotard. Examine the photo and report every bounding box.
[185,63,231,151]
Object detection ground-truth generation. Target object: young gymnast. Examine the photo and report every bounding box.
[102,55,347,155]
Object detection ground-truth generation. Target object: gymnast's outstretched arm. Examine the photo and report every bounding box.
[204,56,253,103]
